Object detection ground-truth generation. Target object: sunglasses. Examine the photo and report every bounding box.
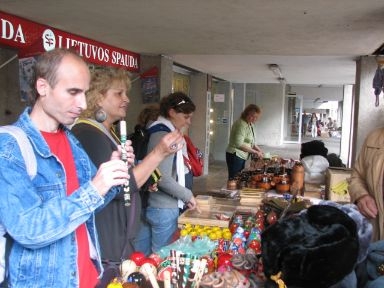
[173,99,189,107]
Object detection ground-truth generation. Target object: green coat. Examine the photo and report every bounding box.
[226,118,255,160]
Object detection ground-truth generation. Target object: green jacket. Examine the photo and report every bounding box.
[226,118,255,160]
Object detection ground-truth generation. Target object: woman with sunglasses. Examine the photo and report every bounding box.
[134,92,198,255]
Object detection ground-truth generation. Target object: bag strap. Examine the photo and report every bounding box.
[0,125,36,178]
[147,123,171,134]
[0,125,36,286]
[75,118,119,146]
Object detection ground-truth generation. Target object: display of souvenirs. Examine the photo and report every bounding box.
[260,195,310,222]
[230,157,305,194]
[179,224,233,242]
[107,194,314,288]
[199,269,257,287]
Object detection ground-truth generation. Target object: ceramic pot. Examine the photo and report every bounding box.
[276,183,290,194]
[257,178,271,191]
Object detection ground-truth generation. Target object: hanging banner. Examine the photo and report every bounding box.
[0,11,140,72]
[19,56,37,102]
[141,66,159,103]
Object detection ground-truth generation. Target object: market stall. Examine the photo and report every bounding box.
[105,191,322,287]
[105,156,354,287]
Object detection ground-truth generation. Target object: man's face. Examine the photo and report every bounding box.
[37,55,90,127]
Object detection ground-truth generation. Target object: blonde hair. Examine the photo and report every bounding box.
[81,68,131,118]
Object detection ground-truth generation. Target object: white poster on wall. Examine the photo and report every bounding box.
[214,93,225,102]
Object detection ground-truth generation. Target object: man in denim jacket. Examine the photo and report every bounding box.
[0,49,133,287]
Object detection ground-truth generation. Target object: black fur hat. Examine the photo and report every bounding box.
[300,140,328,159]
[261,205,359,288]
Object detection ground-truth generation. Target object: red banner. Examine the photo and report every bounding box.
[0,11,140,72]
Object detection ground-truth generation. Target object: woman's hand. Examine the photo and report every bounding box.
[254,150,263,158]
[152,130,184,157]
[133,130,184,188]
[132,130,184,188]
[252,145,263,158]
[120,140,135,166]
[252,146,264,158]
[186,196,201,213]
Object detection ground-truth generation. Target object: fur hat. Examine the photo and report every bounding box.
[300,140,328,159]
[261,205,360,288]
[318,201,372,264]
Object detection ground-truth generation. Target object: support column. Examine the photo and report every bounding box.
[352,56,380,165]
[189,72,210,175]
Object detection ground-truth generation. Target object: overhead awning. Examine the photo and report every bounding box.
[0,11,140,72]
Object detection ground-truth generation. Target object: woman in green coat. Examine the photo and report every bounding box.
[226,104,263,180]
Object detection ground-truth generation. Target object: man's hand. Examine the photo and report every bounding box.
[91,150,129,197]
[356,194,378,219]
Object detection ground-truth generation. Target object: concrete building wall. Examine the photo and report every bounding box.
[210,81,231,162]
[245,83,285,146]
[189,72,209,174]
[160,55,173,98]
[340,85,353,166]
[232,83,246,122]
[352,56,384,164]
[126,54,173,134]
[208,82,285,162]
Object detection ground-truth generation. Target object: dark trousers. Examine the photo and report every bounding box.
[226,152,246,180]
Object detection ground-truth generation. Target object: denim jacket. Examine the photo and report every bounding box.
[0,108,120,287]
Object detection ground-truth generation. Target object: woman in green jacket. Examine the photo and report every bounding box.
[226,104,263,180]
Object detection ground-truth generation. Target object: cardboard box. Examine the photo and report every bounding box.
[325,168,352,203]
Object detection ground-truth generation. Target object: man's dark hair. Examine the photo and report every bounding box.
[30,49,84,106]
